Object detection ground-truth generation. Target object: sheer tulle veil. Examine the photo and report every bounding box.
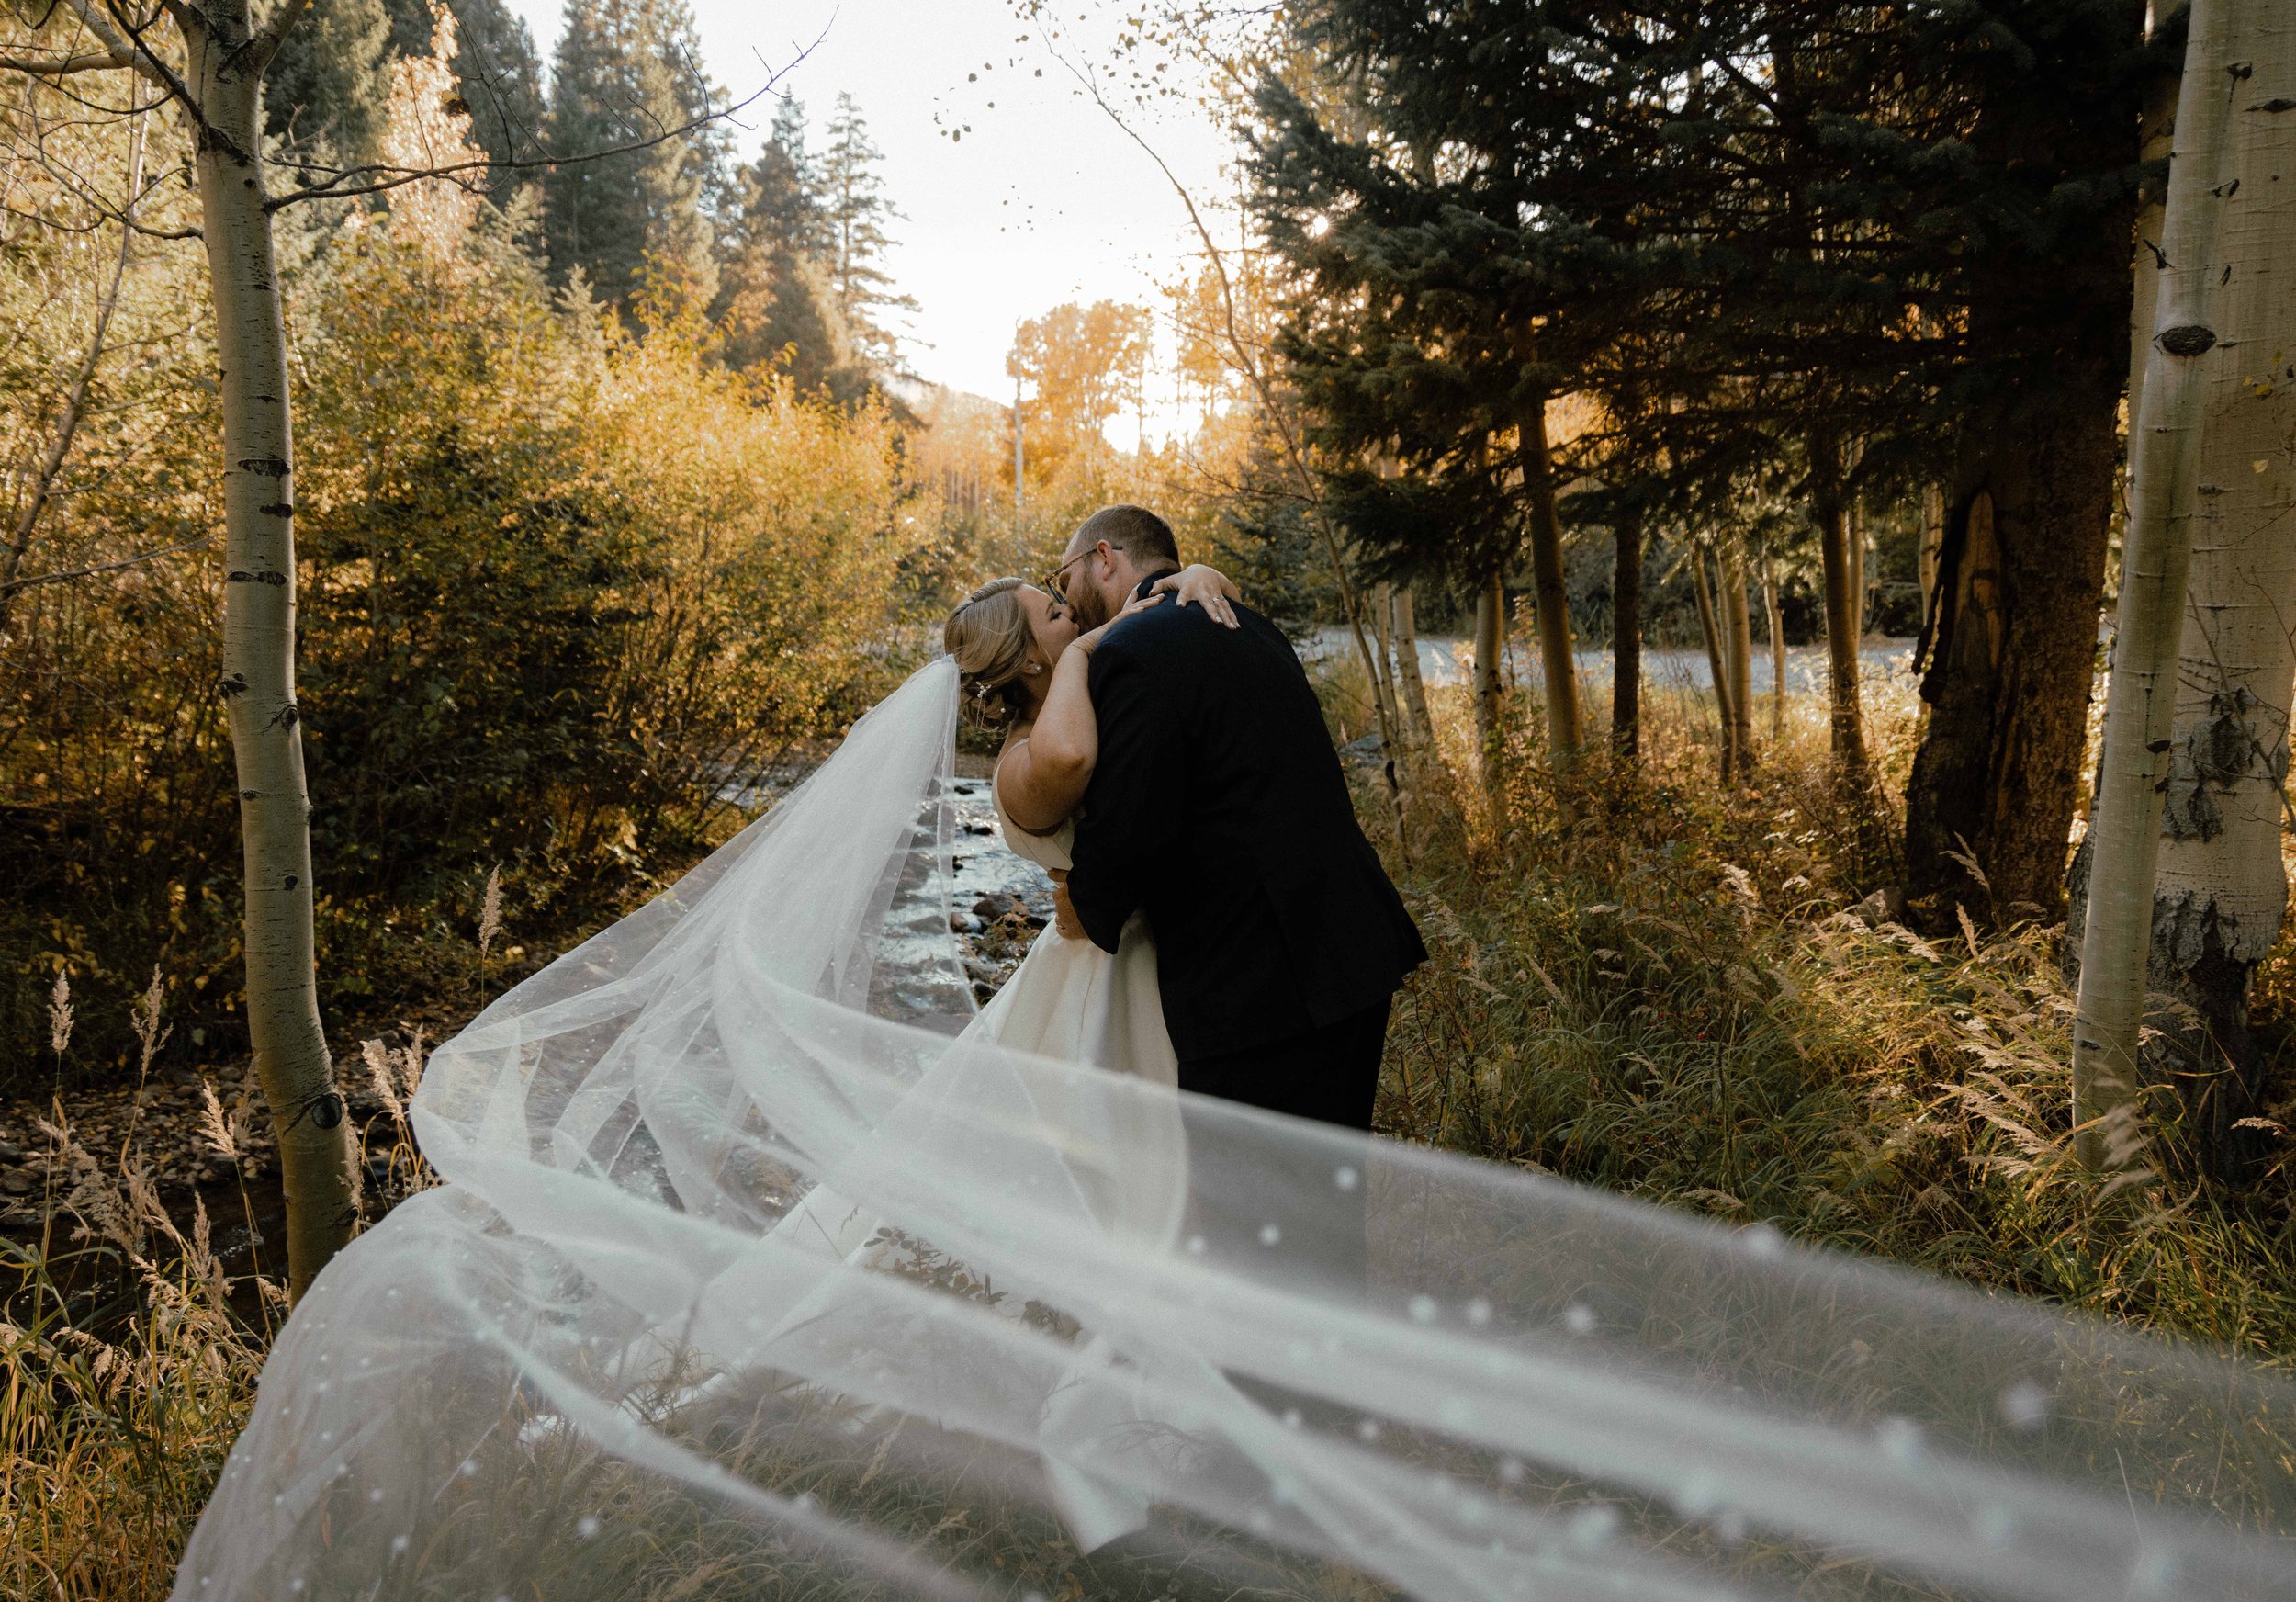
[173,657,2296,1601]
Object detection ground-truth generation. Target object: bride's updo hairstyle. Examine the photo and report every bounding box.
[945,577,1035,729]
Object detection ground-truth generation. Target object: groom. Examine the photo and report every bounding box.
[1052,504,1426,1140]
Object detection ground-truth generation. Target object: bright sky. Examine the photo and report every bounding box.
[503,0,1237,416]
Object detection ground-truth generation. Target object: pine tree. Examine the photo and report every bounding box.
[264,0,394,165]
[384,0,547,175]
[819,93,918,374]
[540,0,725,311]
[716,98,854,391]
[1260,1,2144,886]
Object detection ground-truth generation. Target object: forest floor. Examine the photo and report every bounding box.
[11,671,2296,1597]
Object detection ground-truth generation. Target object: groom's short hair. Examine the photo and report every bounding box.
[1075,504,1179,570]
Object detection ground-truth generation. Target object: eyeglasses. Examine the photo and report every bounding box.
[1041,543,1103,602]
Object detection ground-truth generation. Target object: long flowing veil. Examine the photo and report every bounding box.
[174,658,2296,1601]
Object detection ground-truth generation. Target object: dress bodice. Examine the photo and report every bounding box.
[992,745,1075,873]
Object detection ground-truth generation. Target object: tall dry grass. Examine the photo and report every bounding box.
[3,1032,432,1600]
[1357,649,2296,1359]
[14,645,2296,1597]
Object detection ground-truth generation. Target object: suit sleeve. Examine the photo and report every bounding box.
[1065,637,1187,954]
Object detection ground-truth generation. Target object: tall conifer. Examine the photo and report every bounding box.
[820,93,918,374]
[540,0,726,310]
[717,98,854,391]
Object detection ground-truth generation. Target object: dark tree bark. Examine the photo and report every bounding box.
[1612,509,1641,762]
[1809,444,1870,781]
[1903,1,2141,931]
[1906,392,2123,929]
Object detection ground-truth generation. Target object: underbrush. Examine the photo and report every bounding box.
[1369,670,2296,1359]
[3,1042,433,1600]
[17,651,2296,1599]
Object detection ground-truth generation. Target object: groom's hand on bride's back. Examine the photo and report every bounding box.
[1050,872,1085,940]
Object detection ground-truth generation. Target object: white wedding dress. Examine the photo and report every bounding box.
[168,657,2296,1602]
[755,752,1188,1551]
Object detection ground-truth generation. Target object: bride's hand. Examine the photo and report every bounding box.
[1153,563,1241,628]
[1074,589,1165,655]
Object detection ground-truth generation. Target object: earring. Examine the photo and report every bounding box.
[1022,662,1042,675]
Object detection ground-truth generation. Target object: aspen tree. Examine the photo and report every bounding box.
[2,0,363,1297]
[1390,584,1433,744]
[2071,0,2242,1168]
[1721,544,1757,774]
[0,1,772,1292]
[2146,0,2296,1172]
[1472,571,1504,789]
[1690,551,1737,783]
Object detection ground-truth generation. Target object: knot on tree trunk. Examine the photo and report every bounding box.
[2157,323,2219,357]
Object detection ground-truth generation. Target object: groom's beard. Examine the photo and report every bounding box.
[1068,584,1113,632]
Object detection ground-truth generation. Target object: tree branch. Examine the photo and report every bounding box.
[267,33,823,211]
[247,0,309,76]
[57,0,161,84]
[0,50,129,74]
[0,535,208,597]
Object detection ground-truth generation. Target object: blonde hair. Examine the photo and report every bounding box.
[944,577,1035,729]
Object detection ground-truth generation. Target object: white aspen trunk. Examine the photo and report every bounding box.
[1721,544,1757,773]
[1918,484,1944,634]
[2071,0,2242,1170]
[1848,494,1867,643]
[185,4,357,1292]
[1520,395,1585,770]
[1368,579,1407,747]
[1764,552,1787,746]
[1691,550,1737,784]
[1391,583,1433,743]
[2147,0,2296,1174]
[2129,3,2187,413]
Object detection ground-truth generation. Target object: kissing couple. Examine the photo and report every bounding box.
[940,502,1426,1273]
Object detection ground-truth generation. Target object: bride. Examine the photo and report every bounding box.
[764,564,1233,1324]
[168,548,2296,1601]
[940,566,1235,1080]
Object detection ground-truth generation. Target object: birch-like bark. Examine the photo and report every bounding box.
[1763,552,1786,746]
[1613,507,1642,762]
[1917,484,1944,634]
[1721,544,1757,773]
[1390,584,1432,744]
[2147,0,2296,1175]
[1368,580,1406,747]
[1847,493,1867,643]
[186,4,356,1288]
[1519,395,1584,771]
[2128,2,2187,413]
[1691,550,1736,784]
[2071,0,2241,1170]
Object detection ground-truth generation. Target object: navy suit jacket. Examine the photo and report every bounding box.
[1065,578,1426,1063]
